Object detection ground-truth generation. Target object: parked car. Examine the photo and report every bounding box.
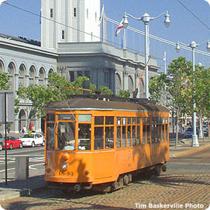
[183,127,199,139]
[1,136,23,150]
[20,133,44,147]
[203,125,209,137]
[0,133,3,151]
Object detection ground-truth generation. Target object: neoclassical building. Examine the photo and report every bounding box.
[0,0,158,133]
[0,35,57,133]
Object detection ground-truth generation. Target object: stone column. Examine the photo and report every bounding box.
[14,113,19,134]
[35,76,39,85]
[14,73,19,96]
[135,71,141,98]
[123,69,128,91]
[25,74,29,87]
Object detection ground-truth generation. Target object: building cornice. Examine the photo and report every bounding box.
[0,37,58,58]
[57,42,158,70]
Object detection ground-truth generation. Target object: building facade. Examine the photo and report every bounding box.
[0,36,57,133]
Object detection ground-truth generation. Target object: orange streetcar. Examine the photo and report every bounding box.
[44,96,169,192]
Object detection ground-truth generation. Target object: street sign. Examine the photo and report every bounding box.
[0,91,14,123]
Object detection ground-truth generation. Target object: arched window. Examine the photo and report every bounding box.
[115,73,121,95]
[29,109,36,131]
[39,67,46,85]
[48,68,54,75]
[18,109,27,132]
[128,75,134,95]
[8,62,16,90]
[0,60,4,72]
[29,65,36,85]
[139,78,144,98]
[19,64,26,87]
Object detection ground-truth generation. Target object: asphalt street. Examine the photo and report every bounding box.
[0,147,44,182]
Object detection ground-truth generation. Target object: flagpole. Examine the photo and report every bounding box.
[123,12,127,50]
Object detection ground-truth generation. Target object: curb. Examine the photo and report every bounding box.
[170,142,210,158]
[0,189,21,201]
[0,181,46,201]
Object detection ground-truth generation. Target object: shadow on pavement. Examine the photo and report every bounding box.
[0,175,45,191]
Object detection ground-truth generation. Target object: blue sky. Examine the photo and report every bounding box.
[1,0,210,69]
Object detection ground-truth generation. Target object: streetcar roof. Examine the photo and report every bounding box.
[45,97,168,113]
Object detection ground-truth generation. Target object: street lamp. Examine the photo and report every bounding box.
[176,41,210,147]
[189,41,199,147]
[122,11,170,99]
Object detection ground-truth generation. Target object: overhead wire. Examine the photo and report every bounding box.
[2,1,210,58]
[176,0,210,31]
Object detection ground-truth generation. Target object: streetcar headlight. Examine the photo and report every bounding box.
[61,162,68,171]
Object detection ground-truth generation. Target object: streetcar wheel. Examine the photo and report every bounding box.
[123,175,129,185]
[118,176,124,188]
[128,174,132,183]
[154,165,162,176]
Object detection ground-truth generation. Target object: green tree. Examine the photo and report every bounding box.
[17,73,112,116]
[149,57,194,146]
[194,67,210,137]
[98,86,113,95]
[0,72,9,90]
[118,90,130,98]
[149,73,167,102]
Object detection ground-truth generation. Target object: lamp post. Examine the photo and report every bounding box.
[176,40,210,147]
[190,41,199,147]
[122,11,170,99]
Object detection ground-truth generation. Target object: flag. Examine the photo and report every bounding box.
[98,4,104,25]
[205,0,210,5]
[115,19,124,36]
[0,0,6,5]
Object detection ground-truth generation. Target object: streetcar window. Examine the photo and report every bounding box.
[122,126,126,147]
[165,124,169,141]
[147,125,151,144]
[132,117,137,124]
[127,117,131,125]
[161,125,165,141]
[58,122,75,150]
[105,116,114,125]
[132,125,136,146]
[143,124,147,144]
[78,124,91,150]
[136,125,140,145]
[47,113,54,122]
[94,127,103,150]
[127,126,131,146]
[105,127,114,148]
[117,126,121,148]
[117,118,121,125]
[78,114,91,123]
[95,116,104,125]
[58,114,75,121]
[46,123,54,150]
[151,124,156,143]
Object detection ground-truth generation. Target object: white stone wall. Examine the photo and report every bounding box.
[41,0,101,49]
